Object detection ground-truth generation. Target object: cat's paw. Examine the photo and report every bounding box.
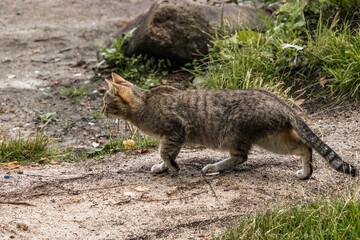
[151,162,169,174]
[168,167,179,177]
[202,164,220,174]
[296,169,311,180]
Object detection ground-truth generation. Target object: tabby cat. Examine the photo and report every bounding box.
[102,73,358,179]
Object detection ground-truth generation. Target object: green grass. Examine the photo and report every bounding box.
[99,135,159,155]
[219,194,360,240]
[61,85,91,104]
[306,21,360,98]
[61,85,90,97]
[192,9,360,100]
[60,134,159,162]
[0,134,58,164]
[191,30,292,97]
[92,110,102,119]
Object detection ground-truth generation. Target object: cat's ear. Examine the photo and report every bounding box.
[105,78,131,103]
[111,72,133,86]
[105,78,117,92]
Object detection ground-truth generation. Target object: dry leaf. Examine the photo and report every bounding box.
[7,161,19,167]
[318,75,328,87]
[160,79,168,85]
[73,145,86,150]
[121,21,129,24]
[167,187,178,196]
[137,149,148,154]
[295,99,305,106]
[50,160,58,164]
[50,81,59,86]
[123,140,135,149]
[292,155,302,159]
[16,223,29,231]
[134,186,150,192]
[92,142,100,148]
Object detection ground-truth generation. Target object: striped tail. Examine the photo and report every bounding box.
[290,116,358,177]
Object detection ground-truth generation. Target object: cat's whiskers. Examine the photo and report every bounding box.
[106,118,112,138]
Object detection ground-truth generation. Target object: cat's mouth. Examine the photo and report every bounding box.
[101,104,116,119]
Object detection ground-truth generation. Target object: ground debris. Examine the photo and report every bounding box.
[16,223,29,231]
[0,201,35,207]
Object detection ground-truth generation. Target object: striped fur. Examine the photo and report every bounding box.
[102,73,358,179]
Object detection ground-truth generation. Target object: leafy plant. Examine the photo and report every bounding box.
[61,85,91,104]
[38,112,56,123]
[61,85,90,97]
[96,30,172,88]
[92,110,102,119]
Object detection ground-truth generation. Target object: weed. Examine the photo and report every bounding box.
[0,134,58,164]
[61,85,90,98]
[306,21,360,98]
[92,110,102,119]
[70,98,81,104]
[37,112,56,123]
[190,30,292,100]
[95,30,172,88]
[99,135,159,156]
[218,192,360,240]
[192,0,360,100]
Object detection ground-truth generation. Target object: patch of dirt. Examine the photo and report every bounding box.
[0,1,359,240]
[0,0,154,147]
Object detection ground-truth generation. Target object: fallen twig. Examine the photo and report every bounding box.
[203,178,219,201]
[0,201,35,206]
[38,120,50,132]
[59,47,71,53]
[135,190,208,203]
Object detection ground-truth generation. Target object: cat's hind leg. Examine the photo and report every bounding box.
[151,138,183,176]
[255,123,313,180]
[202,149,248,174]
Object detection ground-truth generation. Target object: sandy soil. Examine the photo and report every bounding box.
[0,0,154,147]
[0,1,359,240]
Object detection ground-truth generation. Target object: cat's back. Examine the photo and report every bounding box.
[145,87,289,115]
[176,88,288,114]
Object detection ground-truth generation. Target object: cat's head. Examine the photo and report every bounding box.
[102,73,143,120]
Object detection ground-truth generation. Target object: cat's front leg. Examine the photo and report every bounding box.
[152,138,183,176]
[151,162,168,174]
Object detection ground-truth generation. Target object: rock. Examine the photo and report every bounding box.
[119,0,269,64]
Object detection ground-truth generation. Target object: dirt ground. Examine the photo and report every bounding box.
[0,0,359,239]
